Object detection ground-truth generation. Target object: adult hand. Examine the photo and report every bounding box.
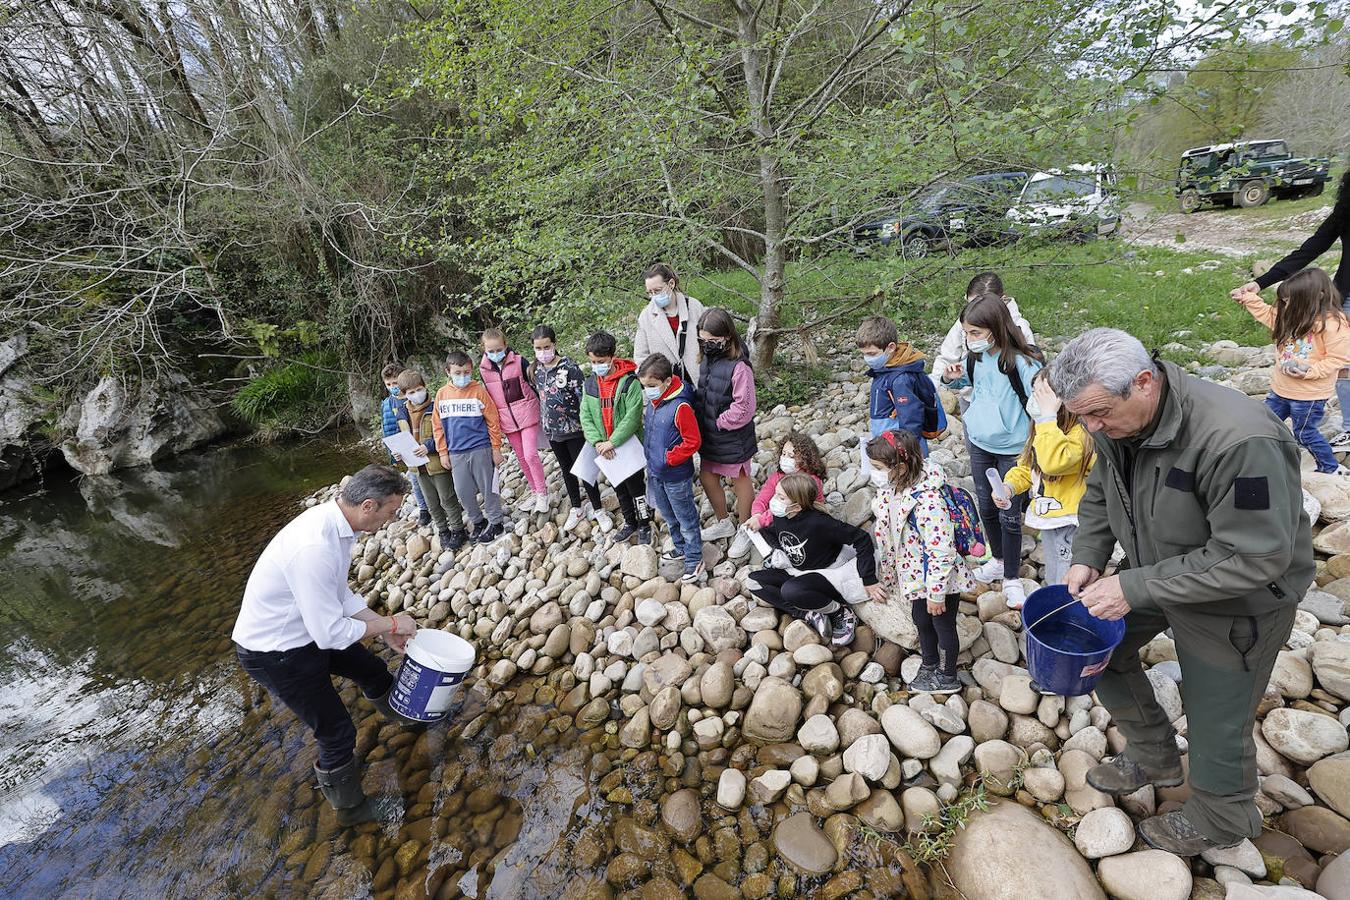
[492,449,504,467]
[440,454,452,470]
[942,363,963,384]
[926,597,947,617]
[1079,574,1130,621]
[1066,564,1101,598]
[1032,376,1061,419]
[1229,281,1260,300]
[392,613,417,636]
[865,583,888,604]
[384,631,411,654]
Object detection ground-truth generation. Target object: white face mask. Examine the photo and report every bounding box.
[768,497,790,518]
[1025,397,1043,419]
[967,338,991,354]
[869,468,892,489]
[779,455,797,474]
[407,388,428,405]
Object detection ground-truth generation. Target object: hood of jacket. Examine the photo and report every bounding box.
[598,357,638,387]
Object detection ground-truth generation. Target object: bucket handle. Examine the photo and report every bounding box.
[1023,596,1084,633]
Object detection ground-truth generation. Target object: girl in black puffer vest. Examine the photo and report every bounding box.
[694,308,759,559]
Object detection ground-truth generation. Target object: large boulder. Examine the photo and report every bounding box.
[742,678,803,744]
[1261,708,1349,765]
[947,801,1104,900]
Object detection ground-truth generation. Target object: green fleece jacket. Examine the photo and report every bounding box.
[1072,360,1314,615]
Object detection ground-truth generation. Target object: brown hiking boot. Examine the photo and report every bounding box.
[1086,751,1184,795]
[1138,811,1238,856]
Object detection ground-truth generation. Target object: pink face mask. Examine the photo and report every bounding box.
[535,348,556,364]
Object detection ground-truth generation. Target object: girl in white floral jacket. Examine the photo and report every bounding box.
[864,430,975,693]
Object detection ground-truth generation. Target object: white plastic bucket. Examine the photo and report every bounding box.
[388,630,476,721]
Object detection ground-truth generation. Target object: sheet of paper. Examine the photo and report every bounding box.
[382,431,427,465]
[595,438,646,486]
[747,528,773,559]
[570,442,600,486]
[490,466,501,495]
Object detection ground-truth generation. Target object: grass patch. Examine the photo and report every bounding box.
[231,353,347,439]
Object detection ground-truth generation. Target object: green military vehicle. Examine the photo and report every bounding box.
[1175,140,1331,213]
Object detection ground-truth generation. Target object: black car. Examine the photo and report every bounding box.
[852,172,1029,257]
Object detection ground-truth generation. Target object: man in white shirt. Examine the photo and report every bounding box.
[233,464,418,826]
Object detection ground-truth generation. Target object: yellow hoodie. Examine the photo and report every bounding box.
[1003,421,1093,528]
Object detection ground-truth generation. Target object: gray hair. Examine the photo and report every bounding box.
[1048,328,1157,401]
[339,464,409,505]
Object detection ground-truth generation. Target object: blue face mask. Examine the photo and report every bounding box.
[967,339,991,354]
[651,292,672,308]
[863,352,889,370]
[450,373,472,388]
[387,385,400,397]
[591,362,611,377]
[643,384,663,401]
[486,349,507,364]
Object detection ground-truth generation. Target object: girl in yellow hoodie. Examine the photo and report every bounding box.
[1237,267,1350,476]
[994,371,1094,597]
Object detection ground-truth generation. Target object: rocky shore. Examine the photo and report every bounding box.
[318,336,1350,899]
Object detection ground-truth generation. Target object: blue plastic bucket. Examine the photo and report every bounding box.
[389,630,476,722]
[1023,584,1125,696]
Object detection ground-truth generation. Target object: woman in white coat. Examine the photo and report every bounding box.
[635,262,705,388]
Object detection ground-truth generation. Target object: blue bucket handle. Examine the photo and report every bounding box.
[1024,595,1086,633]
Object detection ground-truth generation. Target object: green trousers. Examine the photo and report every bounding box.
[1093,601,1295,845]
[416,469,465,532]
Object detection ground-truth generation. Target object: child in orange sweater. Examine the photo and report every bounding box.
[1237,267,1350,475]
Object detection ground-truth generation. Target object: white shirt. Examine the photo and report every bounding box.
[232,500,368,652]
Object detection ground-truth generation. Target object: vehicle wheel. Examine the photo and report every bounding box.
[1236,180,1270,208]
[1178,189,1201,214]
[899,233,930,259]
[1308,182,1325,198]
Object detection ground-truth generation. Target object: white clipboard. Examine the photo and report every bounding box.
[595,439,646,485]
[382,431,427,465]
[570,443,600,486]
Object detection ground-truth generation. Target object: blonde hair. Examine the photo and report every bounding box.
[1017,370,1095,480]
[779,473,824,512]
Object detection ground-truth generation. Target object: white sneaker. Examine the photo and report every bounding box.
[1004,580,1027,609]
[1334,466,1350,477]
[518,494,538,513]
[592,508,615,534]
[728,527,753,559]
[563,507,585,532]
[534,492,550,513]
[702,518,736,541]
[973,557,1005,583]
[1330,431,1350,450]
[681,562,706,584]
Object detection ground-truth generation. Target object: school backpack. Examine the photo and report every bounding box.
[907,483,990,563]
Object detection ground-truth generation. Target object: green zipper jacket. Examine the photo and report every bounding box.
[1072,360,1314,616]
[580,358,645,448]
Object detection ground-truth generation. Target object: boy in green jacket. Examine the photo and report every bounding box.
[581,331,650,544]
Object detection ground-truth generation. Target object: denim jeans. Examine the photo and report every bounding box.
[1266,393,1339,473]
[649,476,702,568]
[1339,293,1350,429]
[967,441,1026,581]
[236,641,393,770]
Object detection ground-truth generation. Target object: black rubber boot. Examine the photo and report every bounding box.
[313,757,376,827]
[370,684,425,728]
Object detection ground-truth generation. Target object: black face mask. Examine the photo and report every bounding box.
[700,339,727,356]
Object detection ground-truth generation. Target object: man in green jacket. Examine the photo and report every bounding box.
[581,330,650,545]
[1049,327,1314,855]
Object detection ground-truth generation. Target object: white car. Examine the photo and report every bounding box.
[1006,165,1120,239]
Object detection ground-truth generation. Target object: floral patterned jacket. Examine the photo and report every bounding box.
[871,460,976,602]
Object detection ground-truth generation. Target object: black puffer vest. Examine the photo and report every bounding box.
[695,355,758,464]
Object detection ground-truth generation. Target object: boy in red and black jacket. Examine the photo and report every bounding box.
[637,353,705,583]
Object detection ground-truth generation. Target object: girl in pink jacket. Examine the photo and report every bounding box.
[745,431,826,531]
[481,329,549,512]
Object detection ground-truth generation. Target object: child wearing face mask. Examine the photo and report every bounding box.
[692,308,760,558]
[993,371,1094,593]
[395,369,470,551]
[530,325,613,534]
[381,362,431,525]
[639,354,706,583]
[865,431,975,693]
[581,330,651,545]
[747,474,878,646]
[940,294,1044,608]
[636,262,706,387]
[855,314,944,454]
[747,431,826,531]
[480,328,549,515]
[930,272,1036,406]
[433,351,506,544]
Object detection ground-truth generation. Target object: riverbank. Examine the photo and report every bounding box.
[334,334,1350,899]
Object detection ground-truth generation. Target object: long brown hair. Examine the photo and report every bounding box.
[779,473,826,512]
[1272,268,1346,349]
[866,431,925,492]
[1017,370,1095,480]
[960,293,1041,375]
[783,430,826,480]
[697,307,746,360]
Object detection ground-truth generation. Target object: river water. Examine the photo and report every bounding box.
[0,439,605,899]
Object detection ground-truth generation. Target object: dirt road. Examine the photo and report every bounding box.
[1123,201,1332,259]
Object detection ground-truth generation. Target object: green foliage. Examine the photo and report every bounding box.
[230,355,347,438]
[899,785,992,863]
[757,361,835,411]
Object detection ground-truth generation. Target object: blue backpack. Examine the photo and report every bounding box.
[907,483,990,569]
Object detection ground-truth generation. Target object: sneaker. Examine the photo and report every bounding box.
[469,520,488,542]
[1004,580,1027,609]
[563,507,585,532]
[907,663,937,685]
[418,509,432,527]
[661,549,685,563]
[911,669,961,694]
[1086,751,1184,795]
[973,557,1005,583]
[803,610,831,641]
[1137,810,1239,856]
[475,522,503,544]
[1330,431,1350,450]
[446,528,469,550]
[1334,465,1350,477]
[613,522,639,544]
[517,494,538,513]
[636,527,652,546]
[534,492,549,513]
[830,607,857,646]
[681,562,706,584]
[728,527,753,559]
[592,508,615,534]
[702,518,736,541]
[437,529,452,550]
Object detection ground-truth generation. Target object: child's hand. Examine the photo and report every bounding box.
[597,440,616,460]
[1031,377,1061,420]
[865,583,888,604]
[1230,281,1260,300]
[993,491,1012,510]
[439,454,452,470]
[492,449,504,467]
[942,362,963,384]
[1283,364,1309,379]
[926,597,946,616]
[743,517,761,532]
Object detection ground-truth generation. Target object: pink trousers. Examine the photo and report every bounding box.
[506,424,548,494]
